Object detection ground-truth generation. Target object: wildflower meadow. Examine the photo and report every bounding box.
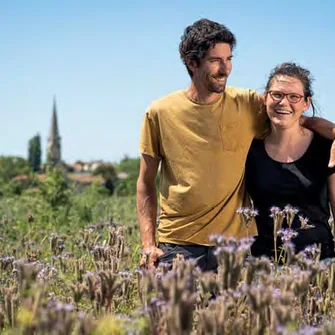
[2,171,335,335]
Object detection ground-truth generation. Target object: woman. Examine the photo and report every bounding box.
[246,62,335,260]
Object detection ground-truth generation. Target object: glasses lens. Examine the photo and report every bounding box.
[287,94,302,103]
[270,91,284,100]
[269,91,303,103]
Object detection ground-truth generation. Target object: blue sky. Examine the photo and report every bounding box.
[1,1,334,163]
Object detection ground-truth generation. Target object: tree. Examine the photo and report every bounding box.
[117,156,140,180]
[92,163,118,194]
[39,168,72,209]
[28,134,42,172]
[0,156,30,182]
[115,156,148,196]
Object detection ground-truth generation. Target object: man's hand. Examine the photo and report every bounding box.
[140,245,164,269]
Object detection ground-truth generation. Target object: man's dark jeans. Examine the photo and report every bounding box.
[157,242,218,272]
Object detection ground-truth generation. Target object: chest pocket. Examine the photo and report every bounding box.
[219,121,242,152]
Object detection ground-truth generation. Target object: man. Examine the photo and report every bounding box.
[137,18,335,271]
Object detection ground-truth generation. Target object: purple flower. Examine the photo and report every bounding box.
[119,269,132,278]
[77,311,86,320]
[84,271,96,279]
[240,237,255,246]
[236,208,244,215]
[284,205,299,214]
[236,208,258,228]
[277,229,298,243]
[272,288,282,299]
[270,206,281,217]
[134,267,144,275]
[296,325,320,335]
[63,303,75,312]
[55,302,64,311]
[237,244,252,254]
[209,234,225,244]
[303,245,320,258]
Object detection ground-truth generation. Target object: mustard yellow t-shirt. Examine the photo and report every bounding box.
[139,87,265,246]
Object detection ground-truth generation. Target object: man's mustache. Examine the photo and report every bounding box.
[213,73,228,77]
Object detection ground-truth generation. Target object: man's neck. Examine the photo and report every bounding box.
[186,83,223,104]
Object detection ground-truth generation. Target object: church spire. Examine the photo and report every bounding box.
[47,97,62,167]
[49,97,60,142]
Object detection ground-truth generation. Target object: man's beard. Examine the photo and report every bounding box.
[207,75,227,93]
[208,80,226,93]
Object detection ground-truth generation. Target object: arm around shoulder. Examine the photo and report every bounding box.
[247,90,269,139]
[302,116,335,140]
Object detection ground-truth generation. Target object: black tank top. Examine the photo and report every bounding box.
[246,133,335,259]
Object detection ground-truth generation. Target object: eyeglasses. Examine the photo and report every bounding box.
[267,90,305,104]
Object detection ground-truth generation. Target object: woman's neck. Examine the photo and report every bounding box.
[265,123,313,163]
[266,123,307,146]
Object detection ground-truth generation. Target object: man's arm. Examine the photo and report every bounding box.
[136,153,163,268]
[302,116,335,167]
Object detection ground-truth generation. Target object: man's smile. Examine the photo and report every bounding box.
[213,75,227,83]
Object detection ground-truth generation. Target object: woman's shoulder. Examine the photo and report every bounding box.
[250,138,264,149]
[247,138,265,160]
[310,132,333,152]
[305,132,334,167]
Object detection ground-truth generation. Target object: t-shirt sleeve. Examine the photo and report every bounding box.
[248,90,270,139]
[139,108,162,159]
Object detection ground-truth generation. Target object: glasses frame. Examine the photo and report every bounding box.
[267,90,305,104]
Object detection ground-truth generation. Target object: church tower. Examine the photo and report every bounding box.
[47,98,62,168]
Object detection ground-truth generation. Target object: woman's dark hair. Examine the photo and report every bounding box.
[179,19,236,77]
[265,62,317,116]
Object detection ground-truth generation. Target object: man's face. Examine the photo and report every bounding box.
[190,43,233,94]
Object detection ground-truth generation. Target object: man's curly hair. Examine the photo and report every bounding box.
[179,19,236,77]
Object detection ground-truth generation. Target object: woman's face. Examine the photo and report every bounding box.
[265,75,310,129]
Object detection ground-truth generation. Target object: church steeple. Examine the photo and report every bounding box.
[47,97,62,167]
